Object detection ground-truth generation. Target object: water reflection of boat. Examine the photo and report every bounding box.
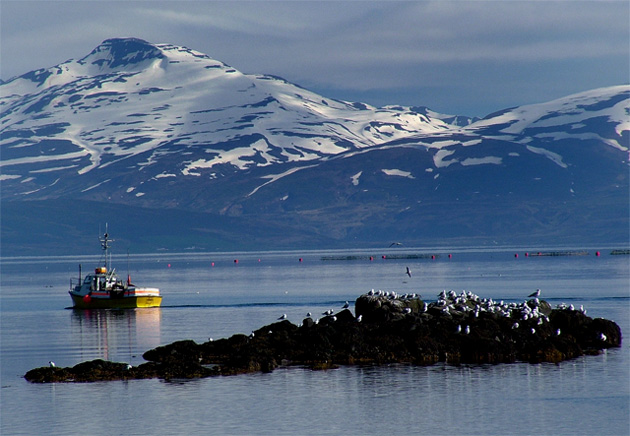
[71,308,162,361]
[68,229,162,309]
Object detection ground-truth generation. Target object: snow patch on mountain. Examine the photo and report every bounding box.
[247,164,319,197]
[382,169,415,179]
[460,156,502,166]
[433,149,457,168]
[525,145,567,168]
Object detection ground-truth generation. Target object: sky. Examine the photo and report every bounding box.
[1,1,628,117]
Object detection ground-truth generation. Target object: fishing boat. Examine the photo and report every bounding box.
[69,229,162,309]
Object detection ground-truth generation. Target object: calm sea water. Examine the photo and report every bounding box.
[1,247,629,436]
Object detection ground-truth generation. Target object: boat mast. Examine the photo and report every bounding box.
[99,223,114,271]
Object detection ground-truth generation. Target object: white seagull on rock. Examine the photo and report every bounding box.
[528,289,541,298]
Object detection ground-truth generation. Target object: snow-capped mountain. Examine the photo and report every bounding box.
[1,38,448,191]
[1,38,628,253]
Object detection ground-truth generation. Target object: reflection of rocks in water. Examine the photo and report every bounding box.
[26,292,622,383]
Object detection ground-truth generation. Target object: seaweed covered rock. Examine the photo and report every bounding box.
[25,291,622,382]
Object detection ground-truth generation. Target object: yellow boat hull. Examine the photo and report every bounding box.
[70,293,162,309]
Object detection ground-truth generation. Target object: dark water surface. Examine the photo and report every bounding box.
[1,248,628,435]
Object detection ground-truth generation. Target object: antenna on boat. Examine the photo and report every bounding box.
[99,223,114,271]
[127,248,131,286]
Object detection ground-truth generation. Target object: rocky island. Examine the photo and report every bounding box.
[25,291,622,383]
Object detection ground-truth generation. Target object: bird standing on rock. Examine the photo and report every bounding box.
[528,289,541,298]
[278,314,287,320]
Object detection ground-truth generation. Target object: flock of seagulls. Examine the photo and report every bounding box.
[367,289,422,300]
[266,287,607,344]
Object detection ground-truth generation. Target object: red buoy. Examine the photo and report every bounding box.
[525,252,529,257]
[431,255,435,260]
[83,294,92,304]
[211,262,215,267]
[234,259,239,264]
[382,255,386,259]
[596,251,601,256]
[448,254,452,259]
[167,263,171,268]
[369,256,374,261]
[299,258,303,262]
[514,253,519,258]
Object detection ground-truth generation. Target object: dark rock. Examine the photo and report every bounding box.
[25,292,622,383]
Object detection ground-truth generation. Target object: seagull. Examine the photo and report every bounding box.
[528,289,541,298]
[389,242,403,247]
[306,312,312,317]
[342,301,349,309]
[356,315,362,322]
[406,267,411,278]
[464,325,470,335]
[126,364,133,370]
[278,314,287,320]
[600,333,607,341]
[49,361,56,368]
[456,325,462,334]
[403,307,412,314]
[556,329,561,336]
